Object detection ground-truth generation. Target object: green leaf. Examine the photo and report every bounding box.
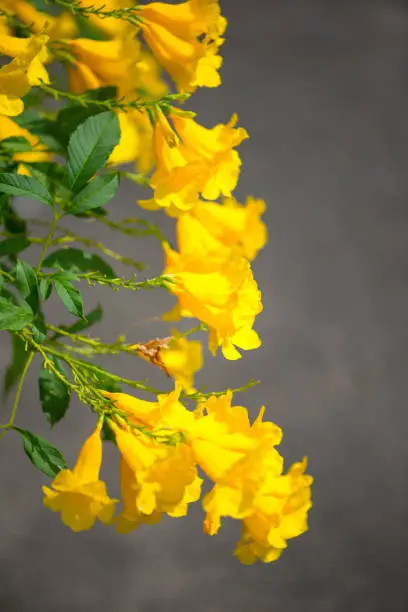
[31,312,47,343]
[3,334,30,399]
[15,259,39,312]
[102,420,116,444]
[0,136,33,153]
[13,427,67,478]
[67,111,120,192]
[54,278,84,318]
[0,173,53,206]
[0,297,33,330]
[68,173,119,214]
[39,358,70,426]
[54,304,102,337]
[1,201,27,235]
[43,247,115,278]
[39,277,52,300]
[0,236,30,258]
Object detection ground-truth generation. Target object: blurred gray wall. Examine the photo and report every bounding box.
[1,1,408,610]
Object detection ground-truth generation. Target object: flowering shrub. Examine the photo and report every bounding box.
[0,0,312,564]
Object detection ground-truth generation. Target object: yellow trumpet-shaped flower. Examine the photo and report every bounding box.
[138,0,226,92]
[0,33,50,85]
[234,459,313,564]
[106,384,195,433]
[111,422,202,519]
[130,332,203,393]
[190,393,282,482]
[74,0,130,36]
[42,423,118,532]
[190,197,267,261]
[160,333,203,393]
[163,216,262,359]
[68,33,166,100]
[139,111,248,217]
[0,116,51,172]
[0,34,49,116]
[3,0,77,38]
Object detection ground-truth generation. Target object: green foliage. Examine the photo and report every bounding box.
[3,335,30,399]
[67,111,121,192]
[53,274,85,318]
[15,260,39,313]
[0,174,54,207]
[39,358,71,426]
[13,427,67,478]
[43,247,115,278]
[55,304,103,336]
[0,297,33,331]
[68,173,120,214]
[0,236,30,259]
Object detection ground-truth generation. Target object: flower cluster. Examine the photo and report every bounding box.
[0,0,313,565]
[44,385,312,564]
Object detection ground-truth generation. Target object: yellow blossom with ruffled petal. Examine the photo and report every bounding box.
[42,423,118,532]
[3,0,77,38]
[110,421,202,518]
[163,215,262,359]
[0,116,51,172]
[138,0,225,92]
[139,110,248,217]
[191,197,267,261]
[0,33,49,116]
[160,333,203,392]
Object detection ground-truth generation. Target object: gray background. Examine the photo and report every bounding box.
[1,0,408,610]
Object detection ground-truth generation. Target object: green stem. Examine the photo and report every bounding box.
[0,352,34,439]
[36,209,61,273]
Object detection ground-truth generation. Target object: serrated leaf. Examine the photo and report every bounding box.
[43,247,115,278]
[31,312,47,343]
[0,173,53,206]
[13,427,67,478]
[54,279,84,318]
[15,259,39,312]
[39,358,70,426]
[39,277,52,300]
[3,334,30,399]
[0,235,30,258]
[2,202,27,235]
[68,173,119,214]
[54,304,102,337]
[67,111,120,192]
[0,136,33,153]
[0,297,33,330]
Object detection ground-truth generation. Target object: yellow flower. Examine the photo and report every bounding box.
[138,0,226,92]
[0,34,49,116]
[106,384,195,433]
[139,111,248,217]
[190,197,267,261]
[129,332,202,392]
[234,459,313,564]
[110,421,202,519]
[3,0,77,38]
[113,457,162,534]
[191,393,282,482]
[0,33,50,85]
[74,0,130,37]
[202,444,312,565]
[68,32,166,100]
[108,109,155,174]
[160,333,203,393]
[42,423,118,532]
[0,116,51,171]
[68,38,132,93]
[163,225,262,359]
